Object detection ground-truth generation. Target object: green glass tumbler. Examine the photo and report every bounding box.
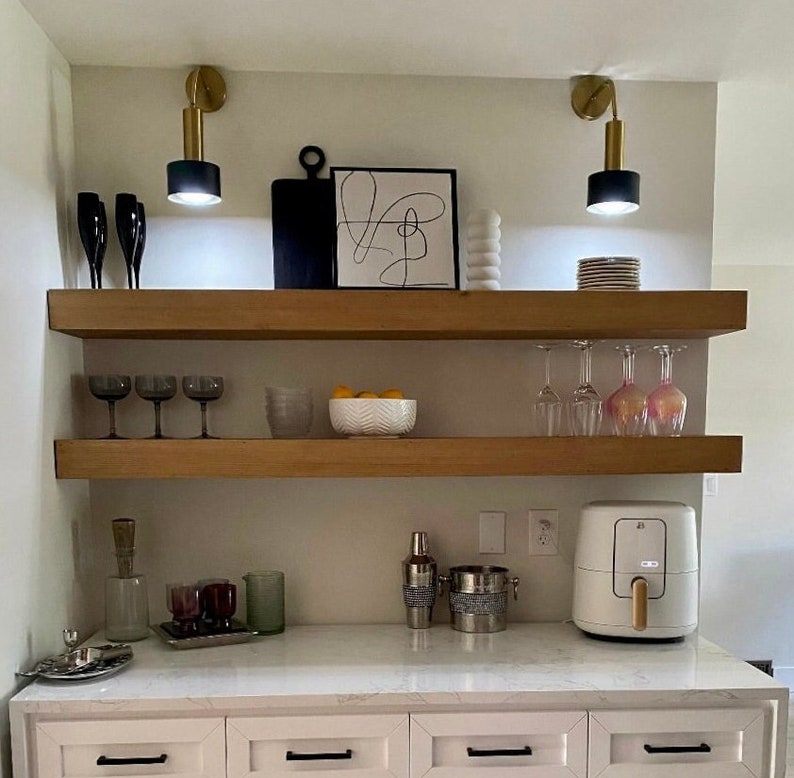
[243,570,285,635]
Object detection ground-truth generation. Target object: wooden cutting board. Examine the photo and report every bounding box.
[271,145,335,289]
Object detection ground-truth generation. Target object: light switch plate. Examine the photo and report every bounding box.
[479,511,506,553]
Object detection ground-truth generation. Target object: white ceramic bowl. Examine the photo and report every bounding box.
[329,398,417,437]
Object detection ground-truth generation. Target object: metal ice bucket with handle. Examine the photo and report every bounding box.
[438,565,519,633]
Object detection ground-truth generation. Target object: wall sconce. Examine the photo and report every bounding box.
[167,66,227,206]
[571,75,640,215]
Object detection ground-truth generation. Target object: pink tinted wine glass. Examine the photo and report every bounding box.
[647,345,687,436]
[606,344,648,436]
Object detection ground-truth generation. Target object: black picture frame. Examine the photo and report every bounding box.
[331,166,459,289]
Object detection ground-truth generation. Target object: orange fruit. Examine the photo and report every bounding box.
[356,391,379,398]
[332,384,355,399]
[379,388,405,399]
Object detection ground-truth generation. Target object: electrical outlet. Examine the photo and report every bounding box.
[529,509,559,556]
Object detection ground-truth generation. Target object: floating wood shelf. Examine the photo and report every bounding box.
[54,437,743,479]
[47,289,747,340]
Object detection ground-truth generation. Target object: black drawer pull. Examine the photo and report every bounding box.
[467,746,533,758]
[644,743,712,754]
[97,754,168,766]
[285,749,353,761]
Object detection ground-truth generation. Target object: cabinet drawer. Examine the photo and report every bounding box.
[34,717,225,778]
[410,711,588,777]
[589,707,769,777]
[226,714,409,777]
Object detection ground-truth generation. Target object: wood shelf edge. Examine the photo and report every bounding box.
[54,436,743,479]
[47,289,748,340]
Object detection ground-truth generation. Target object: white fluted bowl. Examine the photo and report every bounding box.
[329,398,417,437]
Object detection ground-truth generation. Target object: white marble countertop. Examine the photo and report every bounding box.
[11,623,788,715]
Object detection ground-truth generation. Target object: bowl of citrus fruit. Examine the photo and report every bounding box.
[329,386,417,438]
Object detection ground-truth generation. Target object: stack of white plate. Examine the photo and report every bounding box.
[577,257,641,290]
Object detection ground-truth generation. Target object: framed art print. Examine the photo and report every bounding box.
[331,167,459,289]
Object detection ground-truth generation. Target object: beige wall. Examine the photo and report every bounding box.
[0,0,91,775]
[70,69,718,630]
[702,80,794,684]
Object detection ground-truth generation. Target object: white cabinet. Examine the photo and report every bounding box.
[410,711,588,777]
[589,707,769,777]
[226,714,409,778]
[33,717,226,778]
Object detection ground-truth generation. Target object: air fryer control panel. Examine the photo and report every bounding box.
[612,518,666,598]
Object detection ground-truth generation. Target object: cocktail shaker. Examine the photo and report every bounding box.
[402,531,437,629]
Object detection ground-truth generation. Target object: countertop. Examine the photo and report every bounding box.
[11,622,788,715]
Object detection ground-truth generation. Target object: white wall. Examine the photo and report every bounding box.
[71,69,716,629]
[702,80,794,684]
[0,1,91,775]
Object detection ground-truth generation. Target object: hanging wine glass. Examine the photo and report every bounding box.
[182,375,224,439]
[115,192,140,290]
[532,344,562,436]
[569,340,602,436]
[77,192,102,289]
[133,201,146,289]
[648,345,687,436]
[88,375,131,439]
[606,344,648,436]
[135,375,177,439]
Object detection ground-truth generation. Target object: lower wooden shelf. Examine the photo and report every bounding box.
[54,436,742,479]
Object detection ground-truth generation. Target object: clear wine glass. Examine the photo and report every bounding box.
[135,374,177,439]
[182,375,224,439]
[532,344,562,436]
[606,344,648,436]
[88,375,131,439]
[569,340,603,436]
[648,345,687,436]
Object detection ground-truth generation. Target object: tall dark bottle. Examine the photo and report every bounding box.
[401,531,437,629]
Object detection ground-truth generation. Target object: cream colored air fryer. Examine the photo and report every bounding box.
[573,500,698,640]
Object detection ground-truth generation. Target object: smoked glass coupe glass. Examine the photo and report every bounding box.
[182,375,224,438]
[88,374,131,439]
[135,374,177,439]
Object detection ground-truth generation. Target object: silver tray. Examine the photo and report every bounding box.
[26,652,133,682]
[151,621,255,650]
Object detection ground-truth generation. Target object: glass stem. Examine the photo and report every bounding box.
[544,348,552,387]
[200,401,209,438]
[622,349,635,387]
[660,349,673,385]
[107,400,117,437]
[580,344,593,387]
[154,401,162,438]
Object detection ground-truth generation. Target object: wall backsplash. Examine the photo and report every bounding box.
[72,68,717,630]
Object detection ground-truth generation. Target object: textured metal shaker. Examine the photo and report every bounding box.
[402,531,437,629]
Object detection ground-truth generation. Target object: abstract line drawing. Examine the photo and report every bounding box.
[331,167,459,289]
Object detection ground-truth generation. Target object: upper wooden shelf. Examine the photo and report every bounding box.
[47,289,747,340]
[54,436,742,479]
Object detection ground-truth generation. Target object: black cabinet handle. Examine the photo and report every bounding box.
[644,743,712,754]
[285,749,353,761]
[467,746,533,758]
[97,754,168,766]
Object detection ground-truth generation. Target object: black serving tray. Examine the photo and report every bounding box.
[151,619,255,650]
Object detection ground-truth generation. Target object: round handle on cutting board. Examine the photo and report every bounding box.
[632,577,648,631]
[299,145,326,179]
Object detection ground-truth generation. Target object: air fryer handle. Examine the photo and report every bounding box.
[632,577,648,631]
